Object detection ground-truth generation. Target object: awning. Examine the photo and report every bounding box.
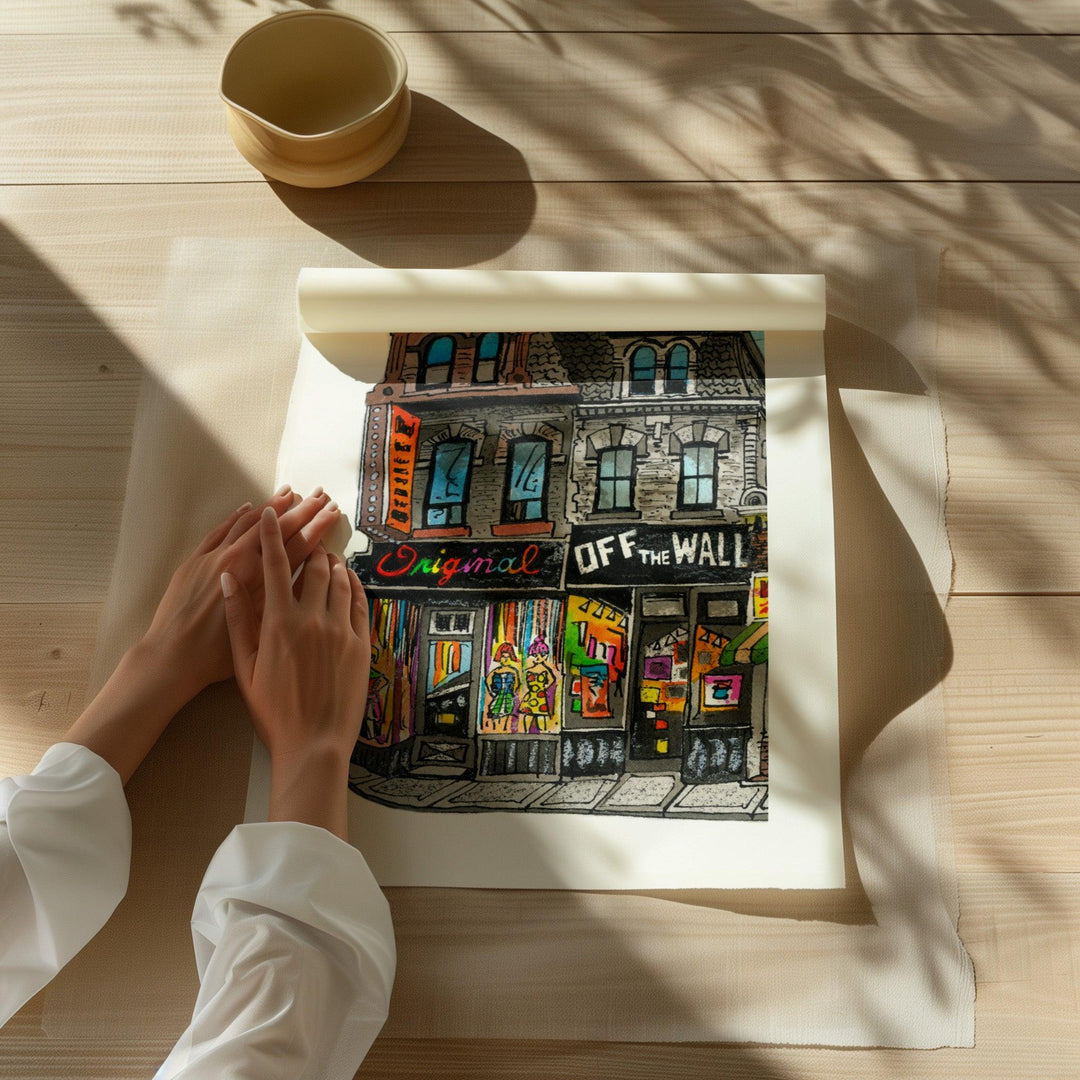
[719,620,768,665]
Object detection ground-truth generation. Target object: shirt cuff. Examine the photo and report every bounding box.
[0,742,131,1024]
[190,821,395,993]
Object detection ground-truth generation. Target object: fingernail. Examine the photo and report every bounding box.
[325,500,338,514]
[261,505,275,523]
[236,501,252,513]
[275,483,291,497]
[311,485,324,498]
[220,572,235,598]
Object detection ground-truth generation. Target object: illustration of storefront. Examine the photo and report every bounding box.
[348,329,769,800]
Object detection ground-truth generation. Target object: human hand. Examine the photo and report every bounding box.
[221,507,370,837]
[141,487,343,704]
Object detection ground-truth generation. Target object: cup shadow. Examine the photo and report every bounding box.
[269,93,537,268]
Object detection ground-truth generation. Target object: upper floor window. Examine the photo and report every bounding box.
[596,447,635,511]
[474,333,501,383]
[419,335,455,386]
[503,437,550,522]
[666,343,690,393]
[629,345,657,396]
[679,442,716,509]
[425,439,472,526]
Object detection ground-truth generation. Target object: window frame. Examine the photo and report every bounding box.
[418,335,456,386]
[473,332,502,384]
[678,441,717,510]
[595,446,636,512]
[629,344,657,397]
[423,438,474,527]
[665,342,690,394]
[501,436,551,523]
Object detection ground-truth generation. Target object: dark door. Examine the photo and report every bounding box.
[627,593,690,768]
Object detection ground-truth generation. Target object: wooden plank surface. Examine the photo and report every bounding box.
[1,33,1078,183]
[0,870,1074,1077]
[8,0,1080,35]
[1,0,1078,1075]
[2,181,1077,598]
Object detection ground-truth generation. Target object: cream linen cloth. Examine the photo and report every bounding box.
[49,234,971,1048]
[0,743,396,1077]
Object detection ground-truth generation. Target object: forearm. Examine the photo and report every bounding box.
[268,743,351,841]
[64,639,194,786]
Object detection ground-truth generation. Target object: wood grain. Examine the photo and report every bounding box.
[0,33,1078,183]
[1,0,1078,1073]
[0,604,97,774]
[8,0,1080,35]
[2,181,1077,597]
[944,596,1080,872]
[1,872,1075,1077]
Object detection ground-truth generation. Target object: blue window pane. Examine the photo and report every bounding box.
[477,333,501,360]
[630,345,656,395]
[427,440,471,525]
[596,447,635,511]
[680,443,715,508]
[426,336,454,366]
[421,336,455,384]
[506,439,548,522]
[669,347,686,382]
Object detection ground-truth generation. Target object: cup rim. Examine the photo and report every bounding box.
[219,10,408,142]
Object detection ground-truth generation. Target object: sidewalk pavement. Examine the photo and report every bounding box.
[348,764,768,820]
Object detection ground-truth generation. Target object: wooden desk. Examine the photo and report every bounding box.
[1,3,1077,1076]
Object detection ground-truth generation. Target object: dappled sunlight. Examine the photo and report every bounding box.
[0,0,1073,1065]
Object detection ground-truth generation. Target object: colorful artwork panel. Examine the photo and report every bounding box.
[702,673,743,708]
[348,329,770,818]
[480,597,565,735]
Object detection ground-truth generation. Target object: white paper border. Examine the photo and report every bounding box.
[248,282,842,890]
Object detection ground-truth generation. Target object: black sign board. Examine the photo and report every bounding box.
[565,523,754,586]
[354,539,565,591]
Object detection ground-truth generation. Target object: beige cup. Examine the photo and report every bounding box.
[220,10,410,187]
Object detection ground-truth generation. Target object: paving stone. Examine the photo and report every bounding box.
[603,774,678,807]
[533,778,614,808]
[439,781,549,808]
[367,777,464,805]
[667,782,766,811]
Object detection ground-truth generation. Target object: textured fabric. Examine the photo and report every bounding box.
[1,744,395,1077]
[155,822,395,1079]
[0,743,130,1025]
[61,235,972,1047]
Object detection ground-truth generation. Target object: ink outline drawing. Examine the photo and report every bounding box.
[348,331,769,820]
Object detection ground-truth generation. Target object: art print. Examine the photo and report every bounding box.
[347,330,769,821]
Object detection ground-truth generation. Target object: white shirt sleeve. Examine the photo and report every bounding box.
[153,820,396,1080]
[0,742,132,1026]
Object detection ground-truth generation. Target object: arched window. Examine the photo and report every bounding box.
[679,442,716,509]
[629,345,657,396]
[503,437,550,522]
[474,333,501,383]
[596,447,635,511]
[666,343,690,393]
[425,439,472,526]
[419,335,455,385]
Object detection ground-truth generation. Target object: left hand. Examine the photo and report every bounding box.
[141,487,344,703]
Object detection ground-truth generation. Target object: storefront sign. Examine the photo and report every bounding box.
[565,523,756,586]
[355,539,565,590]
[383,405,420,534]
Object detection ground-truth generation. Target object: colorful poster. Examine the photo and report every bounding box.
[348,331,769,820]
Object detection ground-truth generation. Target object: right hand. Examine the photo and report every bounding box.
[221,506,371,769]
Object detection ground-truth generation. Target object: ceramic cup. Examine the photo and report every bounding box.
[220,10,410,188]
